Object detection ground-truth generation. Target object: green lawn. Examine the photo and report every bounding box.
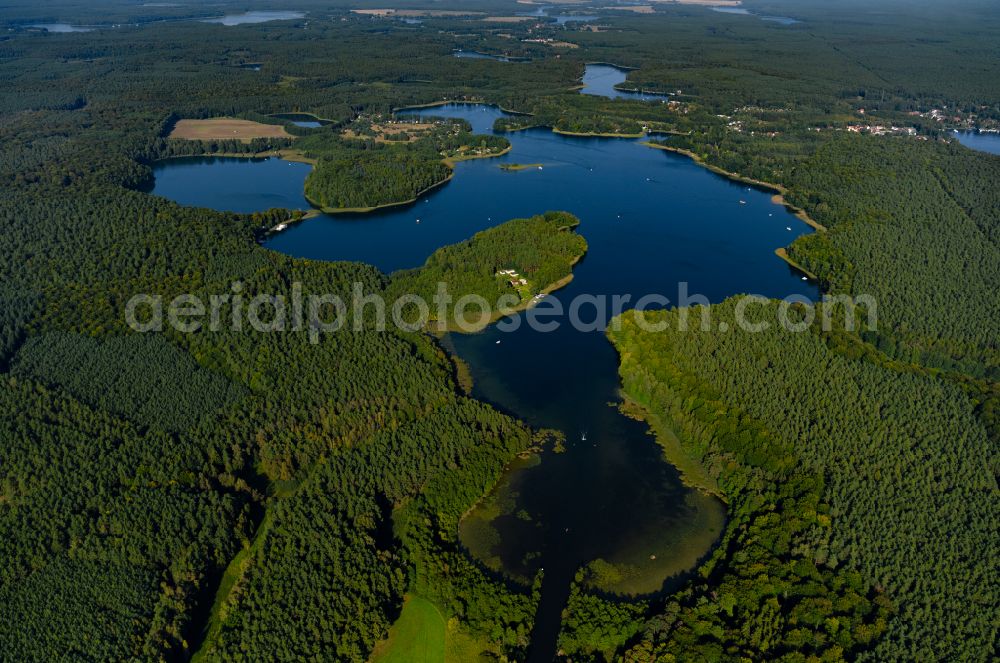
[369,595,446,663]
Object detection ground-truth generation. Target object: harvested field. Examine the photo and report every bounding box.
[169,118,293,142]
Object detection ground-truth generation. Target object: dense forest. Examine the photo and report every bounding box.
[608,301,995,661]
[0,0,996,661]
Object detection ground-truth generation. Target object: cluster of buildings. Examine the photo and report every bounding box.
[845,124,919,137]
[918,108,959,123]
[497,268,529,287]
[716,117,779,137]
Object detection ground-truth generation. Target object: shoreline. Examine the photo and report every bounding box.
[641,142,827,232]
[154,149,291,161]
[305,171,456,214]
[269,111,336,125]
[392,99,533,117]
[584,60,638,71]
[553,127,645,138]
[451,49,531,63]
[428,268,579,335]
[500,162,543,171]
[617,393,722,499]
[774,247,818,281]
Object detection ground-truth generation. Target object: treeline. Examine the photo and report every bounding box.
[607,301,996,661]
[158,137,293,158]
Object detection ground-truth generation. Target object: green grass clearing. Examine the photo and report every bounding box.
[369,595,445,663]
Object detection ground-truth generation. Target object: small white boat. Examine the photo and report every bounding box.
[801,276,808,281]
[786,226,792,231]
[495,340,501,344]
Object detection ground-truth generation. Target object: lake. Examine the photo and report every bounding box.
[271,112,328,128]
[147,156,312,213]
[554,14,598,25]
[201,11,305,26]
[954,129,1000,156]
[147,102,817,660]
[29,23,93,32]
[518,6,550,18]
[710,7,751,15]
[580,63,671,101]
[453,50,512,62]
[710,6,801,25]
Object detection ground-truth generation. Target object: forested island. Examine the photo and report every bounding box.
[389,211,587,331]
[0,0,997,661]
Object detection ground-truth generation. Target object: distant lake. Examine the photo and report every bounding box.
[453,49,512,62]
[554,14,598,24]
[202,11,305,26]
[147,103,817,660]
[518,5,550,18]
[516,4,597,24]
[271,113,328,128]
[761,15,801,25]
[710,6,800,25]
[954,130,1000,156]
[580,63,671,101]
[29,23,94,32]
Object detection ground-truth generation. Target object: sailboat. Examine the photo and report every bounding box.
[581,431,587,442]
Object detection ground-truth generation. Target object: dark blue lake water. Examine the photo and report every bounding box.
[954,129,1000,155]
[148,101,817,660]
[147,156,311,213]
